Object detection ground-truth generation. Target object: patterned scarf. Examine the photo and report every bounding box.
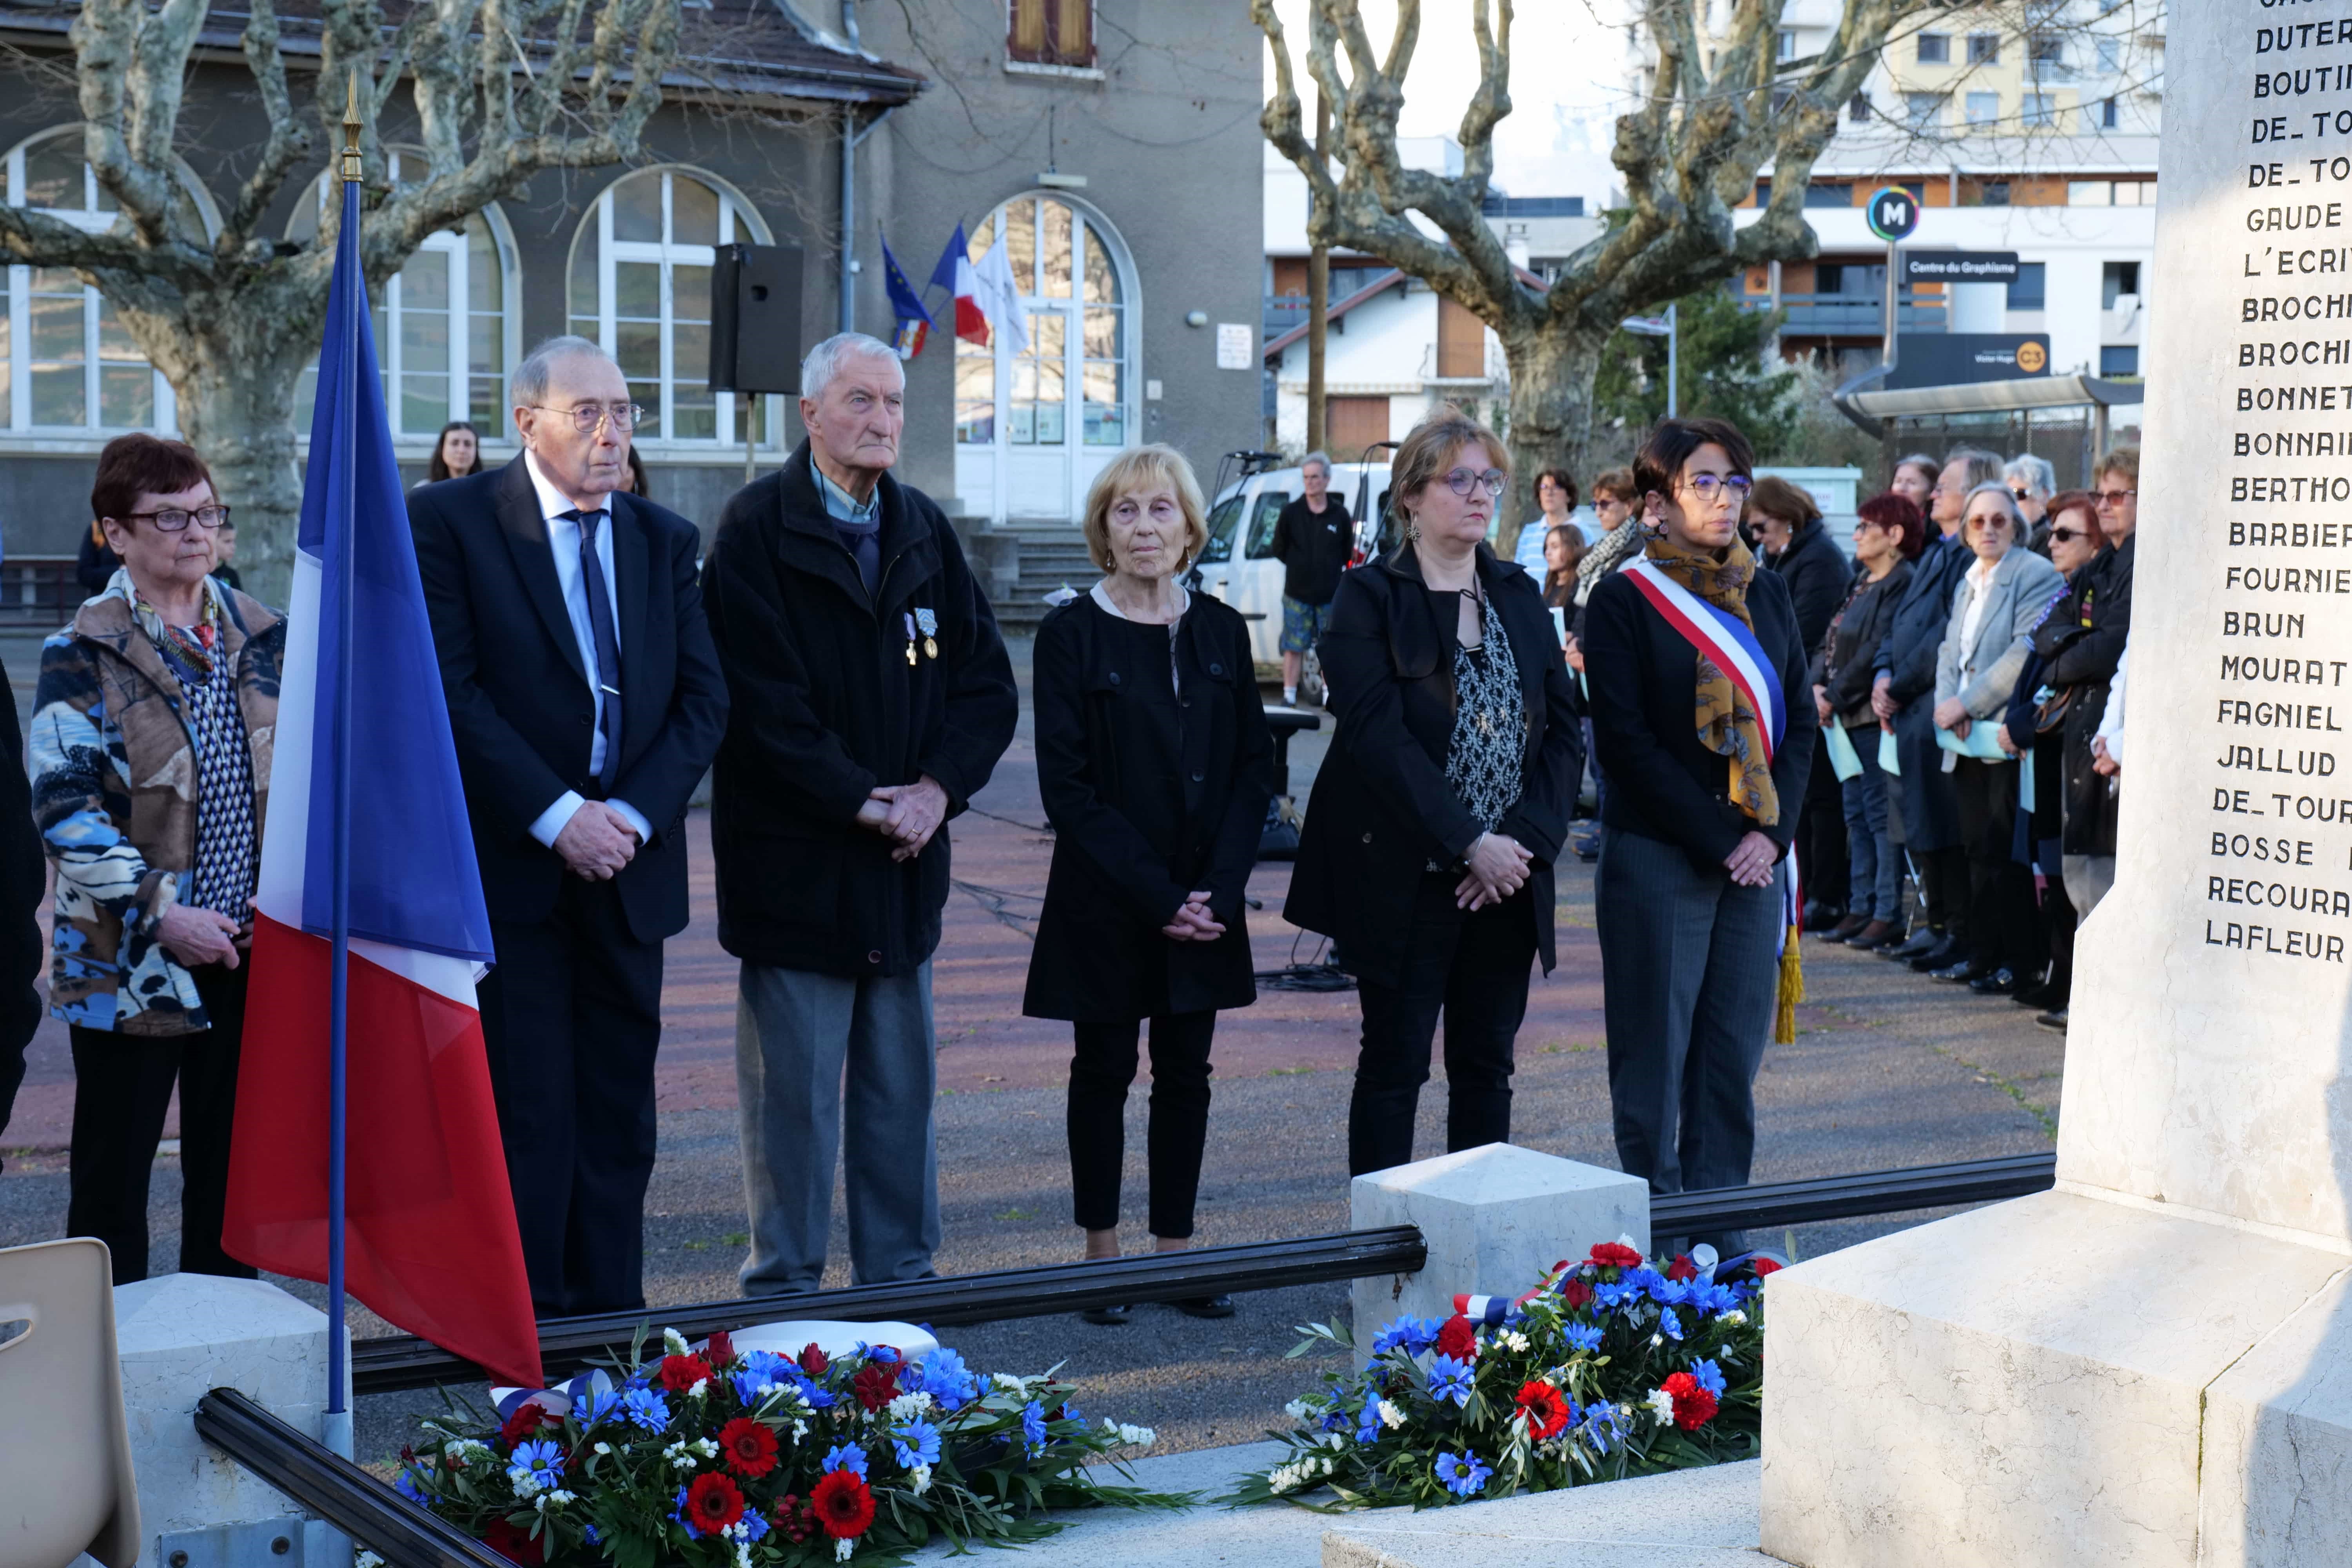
[1641,533,1782,828]
[105,566,225,681]
[1574,516,1643,605]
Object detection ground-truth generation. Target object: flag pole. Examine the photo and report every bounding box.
[323,71,362,1462]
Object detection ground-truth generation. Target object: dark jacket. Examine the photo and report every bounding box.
[1875,529,1972,853]
[702,444,1018,977]
[1814,559,1914,728]
[2031,533,2134,857]
[1287,547,1581,990]
[1023,593,1273,1022]
[1767,519,1851,657]
[1584,560,1819,874]
[1270,495,1354,606]
[0,662,53,1170]
[75,529,122,596]
[411,457,730,946]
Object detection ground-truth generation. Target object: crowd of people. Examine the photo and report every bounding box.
[0,323,2128,1322]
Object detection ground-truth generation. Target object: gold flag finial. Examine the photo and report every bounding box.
[340,72,364,183]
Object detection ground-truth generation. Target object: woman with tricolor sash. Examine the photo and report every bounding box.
[1581,417,1818,1256]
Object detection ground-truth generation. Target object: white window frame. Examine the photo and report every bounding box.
[2,127,219,444]
[571,166,778,450]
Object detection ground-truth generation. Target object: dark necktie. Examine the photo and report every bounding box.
[562,508,624,793]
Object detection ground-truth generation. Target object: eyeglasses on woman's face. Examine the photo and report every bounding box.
[2048,525,2094,544]
[122,504,231,532]
[2095,487,2136,507]
[1682,473,1752,505]
[2009,486,2033,502]
[1440,467,1508,499]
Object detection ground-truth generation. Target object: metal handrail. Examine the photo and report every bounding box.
[194,1387,509,1568]
[1653,1151,2055,1236]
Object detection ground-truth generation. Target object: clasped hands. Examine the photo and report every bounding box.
[855,775,949,863]
[554,801,642,881]
[1456,831,1532,911]
[1160,891,1226,944]
[156,900,251,969]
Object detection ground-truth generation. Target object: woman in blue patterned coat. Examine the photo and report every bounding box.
[30,433,281,1283]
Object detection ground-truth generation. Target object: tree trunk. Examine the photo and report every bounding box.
[1500,324,1606,532]
[176,334,309,608]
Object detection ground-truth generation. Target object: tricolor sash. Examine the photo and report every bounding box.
[1622,559,1788,764]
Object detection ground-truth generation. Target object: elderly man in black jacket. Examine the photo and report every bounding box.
[704,332,1018,1294]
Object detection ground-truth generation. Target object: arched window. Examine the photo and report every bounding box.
[289,152,520,438]
[953,192,1135,522]
[567,168,772,445]
[2,127,213,435]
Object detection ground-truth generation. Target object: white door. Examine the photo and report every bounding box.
[953,193,1135,524]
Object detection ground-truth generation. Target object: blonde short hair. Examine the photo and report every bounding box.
[1390,404,1512,527]
[1080,444,1209,572]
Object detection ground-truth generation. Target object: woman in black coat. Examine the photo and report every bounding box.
[1752,475,1852,927]
[1025,445,1273,1320]
[1811,492,1922,950]
[1584,417,1818,1256]
[1287,408,1581,1178]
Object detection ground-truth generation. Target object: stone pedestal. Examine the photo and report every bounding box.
[109,1273,347,1541]
[1349,1142,1649,1355]
[1756,0,2352,1558]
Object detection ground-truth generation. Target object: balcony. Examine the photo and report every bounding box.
[1265,294,1311,339]
[1746,293,1950,337]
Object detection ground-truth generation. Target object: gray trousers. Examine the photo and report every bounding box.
[2062,854,2115,922]
[735,960,940,1294]
[1595,825,1784,1252]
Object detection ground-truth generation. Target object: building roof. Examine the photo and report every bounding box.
[1263,267,1408,359]
[0,0,925,107]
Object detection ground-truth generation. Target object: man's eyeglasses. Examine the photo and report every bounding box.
[2095,488,2136,506]
[122,504,231,532]
[1685,474,1753,505]
[528,403,645,435]
[1441,468,1507,499]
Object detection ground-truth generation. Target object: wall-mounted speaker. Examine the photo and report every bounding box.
[709,243,806,396]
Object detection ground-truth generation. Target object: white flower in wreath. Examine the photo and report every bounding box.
[1722,1309,1748,1327]
[993,1373,1029,1393]
[1377,1401,1406,1430]
[1116,1422,1157,1448]
[1284,1399,1314,1421]
[889,1391,935,1421]
[834,1537,855,1562]
[664,1328,690,1356]
[1644,1387,1677,1425]
[1501,1330,1531,1352]
[690,1378,710,1400]
[912,1463,934,1495]
[356,1554,385,1568]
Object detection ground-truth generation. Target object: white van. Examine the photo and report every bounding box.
[1196,457,1394,671]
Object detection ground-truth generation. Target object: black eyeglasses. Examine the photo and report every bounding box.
[527,403,644,434]
[2009,487,2032,501]
[121,504,231,532]
[2049,526,2093,543]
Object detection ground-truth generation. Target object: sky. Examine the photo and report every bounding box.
[1265,0,1633,205]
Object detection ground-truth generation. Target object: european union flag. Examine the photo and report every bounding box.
[882,234,932,359]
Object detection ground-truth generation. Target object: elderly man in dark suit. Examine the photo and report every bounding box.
[411,336,728,1316]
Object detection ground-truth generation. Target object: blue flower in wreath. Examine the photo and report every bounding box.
[738,1510,771,1543]
[1592,1280,1632,1310]
[1022,1400,1049,1454]
[823,1442,869,1477]
[671,1485,699,1537]
[619,1387,671,1432]
[1427,1355,1475,1407]
[916,1347,978,1409]
[793,1373,839,1411]
[1354,1401,1383,1445]
[1581,1403,1625,1454]
[1659,1308,1684,1342]
[581,1387,626,1427]
[507,1439,564,1490]
[1434,1451,1492,1496]
[1320,1407,1352,1434]
[1563,1321,1604,1353]
[394,1468,430,1504]
[1691,1281,1741,1314]
[857,1341,902,1365]
[1691,1358,1726,1398]
[893,1419,943,1469]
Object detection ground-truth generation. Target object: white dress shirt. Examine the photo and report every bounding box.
[520,450,652,849]
[1958,553,1998,661]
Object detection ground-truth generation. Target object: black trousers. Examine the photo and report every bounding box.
[1065,1011,1216,1238]
[477,873,664,1317]
[1800,730,1849,912]
[67,962,256,1285]
[1953,757,2037,972]
[1917,844,1969,940]
[1348,872,1537,1177]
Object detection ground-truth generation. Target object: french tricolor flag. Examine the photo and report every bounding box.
[222,174,542,1390]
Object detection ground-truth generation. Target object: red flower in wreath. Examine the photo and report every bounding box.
[720,1417,781,1478]
[659,1353,713,1392]
[496,1402,550,1450]
[1588,1241,1642,1270]
[704,1330,735,1369]
[852,1361,901,1412]
[1434,1314,1479,1361]
[1513,1379,1571,1440]
[798,1342,831,1376]
[1752,1257,1783,1278]
[1559,1276,1594,1309]
[481,1517,545,1566]
[812,1469,877,1539]
[1661,1372,1719,1431]
[1664,1253,1699,1282]
[686,1472,748,1534]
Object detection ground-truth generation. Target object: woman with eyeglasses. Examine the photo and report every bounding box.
[1929,484,2064,996]
[1996,490,2109,1030]
[1288,406,1581,1176]
[2003,454,2055,552]
[1583,417,1818,1255]
[2056,446,2138,920]
[31,433,281,1284]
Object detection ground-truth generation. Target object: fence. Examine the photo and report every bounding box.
[0,556,81,630]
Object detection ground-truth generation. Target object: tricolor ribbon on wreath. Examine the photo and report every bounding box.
[1621,558,1806,1045]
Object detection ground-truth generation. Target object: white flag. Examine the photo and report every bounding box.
[971,233,1031,357]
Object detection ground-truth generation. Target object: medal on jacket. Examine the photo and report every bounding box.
[916,607,939,660]
[903,611,918,666]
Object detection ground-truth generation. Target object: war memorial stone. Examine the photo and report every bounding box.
[1759,2,2352,1563]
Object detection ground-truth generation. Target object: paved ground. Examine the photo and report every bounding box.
[0,634,2066,1467]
